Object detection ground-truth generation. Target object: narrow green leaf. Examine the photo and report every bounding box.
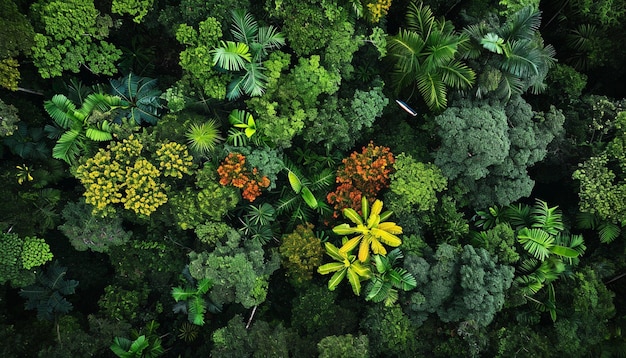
[318,262,345,275]
[287,170,302,194]
[301,187,318,209]
[328,269,347,291]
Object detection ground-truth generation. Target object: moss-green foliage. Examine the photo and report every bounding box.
[498,0,540,16]
[0,0,34,59]
[97,284,150,325]
[20,237,53,270]
[169,164,240,230]
[211,315,290,357]
[387,153,447,214]
[573,110,626,225]
[361,304,418,357]
[290,284,359,343]
[0,99,20,137]
[188,230,280,308]
[471,223,520,265]
[301,81,389,151]
[175,17,229,100]
[58,199,132,253]
[194,221,232,247]
[159,0,250,29]
[491,324,551,358]
[317,334,370,358]
[279,223,324,287]
[406,244,514,327]
[551,267,615,356]
[29,0,121,78]
[434,97,564,208]
[111,0,155,23]
[545,64,588,105]
[0,233,53,286]
[247,52,341,148]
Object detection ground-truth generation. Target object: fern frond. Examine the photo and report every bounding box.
[598,222,621,244]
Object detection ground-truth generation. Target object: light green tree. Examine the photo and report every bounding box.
[30,0,121,78]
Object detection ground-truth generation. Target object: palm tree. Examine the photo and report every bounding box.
[212,10,285,100]
[43,93,126,164]
[386,1,475,112]
[462,6,556,99]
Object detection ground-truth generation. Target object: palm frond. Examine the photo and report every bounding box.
[501,5,541,41]
[417,72,447,111]
[517,227,554,261]
[52,129,84,164]
[439,60,476,89]
[212,41,251,71]
[256,26,285,59]
[495,71,524,98]
[44,95,79,129]
[230,9,258,45]
[501,40,539,77]
[309,169,335,191]
[598,222,621,244]
[85,121,114,141]
[405,1,436,37]
[531,199,564,235]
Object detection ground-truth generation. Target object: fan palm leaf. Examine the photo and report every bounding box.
[255,25,286,59]
[52,129,84,163]
[517,227,554,261]
[500,5,541,41]
[212,41,251,71]
[417,72,447,111]
[44,95,79,129]
[405,1,436,36]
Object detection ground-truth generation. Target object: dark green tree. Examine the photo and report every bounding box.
[386,1,475,112]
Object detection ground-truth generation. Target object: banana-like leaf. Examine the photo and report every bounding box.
[324,242,345,262]
[346,268,362,295]
[370,200,384,217]
[318,262,346,275]
[549,245,579,258]
[371,228,402,247]
[301,187,318,209]
[379,210,393,222]
[287,170,302,193]
[339,235,363,255]
[327,269,347,291]
[342,208,363,226]
[351,260,372,279]
[370,237,388,256]
[377,222,403,234]
[358,235,372,263]
[85,127,113,141]
[361,197,369,221]
[367,212,380,229]
[332,223,358,236]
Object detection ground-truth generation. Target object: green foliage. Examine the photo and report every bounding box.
[215,10,285,100]
[573,111,626,226]
[290,284,358,341]
[188,230,280,308]
[43,93,125,165]
[20,237,53,270]
[224,145,283,190]
[366,249,417,306]
[19,261,78,321]
[301,81,389,151]
[110,321,164,358]
[111,0,155,23]
[471,223,520,264]
[30,0,121,78]
[172,277,213,326]
[387,153,447,214]
[176,17,228,100]
[0,99,20,137]
[462,6,556,99]
[545,64,588,104]
[169,164,240,229]
[98,283,150,324]
[247,52,341,148]
[434,96,564,208]
[361,304,418,357]
[406,243,514,327]
[58,199,132,252]
[0,0,34,59]
[110,73,163,125]
[194,221,232,247]
[317,334,370,358]
[387,1,475,111]
[211,315,290,357]
[279,223,324,287]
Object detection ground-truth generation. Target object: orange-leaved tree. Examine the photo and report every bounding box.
[217,152,270,201]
